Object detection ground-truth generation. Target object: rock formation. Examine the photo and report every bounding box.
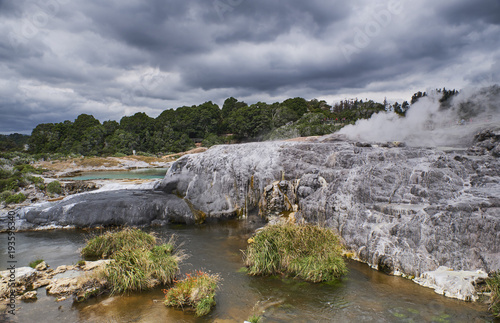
[157,130,499,278]
[0,260,110,304]
[2,127,499,301]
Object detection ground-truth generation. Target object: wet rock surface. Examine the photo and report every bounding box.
[0,260,110,305]
[2,189,195,230]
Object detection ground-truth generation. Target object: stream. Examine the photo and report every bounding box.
[1,219,496,322]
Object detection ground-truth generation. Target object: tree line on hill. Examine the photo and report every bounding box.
[0,89,460,156]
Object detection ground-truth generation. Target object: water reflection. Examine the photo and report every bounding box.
[1,220,496,322]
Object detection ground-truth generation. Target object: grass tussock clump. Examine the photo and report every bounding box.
[104,246,179,294]
[81,228,181,294]
[81,228,157,259]
[244,223,347,282]
[486,272,500,317]
[164,271,221,317]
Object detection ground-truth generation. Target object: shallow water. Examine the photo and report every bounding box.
[1,220,497,323]
[60,168,168,180]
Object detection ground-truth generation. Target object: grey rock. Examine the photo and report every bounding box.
[3,189,195,231]
[3,128,499,295]
[156,133,500,279]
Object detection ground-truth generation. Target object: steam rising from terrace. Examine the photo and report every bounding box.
[338,85,500,147]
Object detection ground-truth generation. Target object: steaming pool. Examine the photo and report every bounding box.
[1,219,496,322]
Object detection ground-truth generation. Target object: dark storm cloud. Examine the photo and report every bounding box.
[211,1,351,44]
[437,0,500,25]
[0,0,23,17]
[0,0,499,134]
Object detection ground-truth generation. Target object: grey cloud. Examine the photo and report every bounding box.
[0,0,499,133]
[437,0,500,25]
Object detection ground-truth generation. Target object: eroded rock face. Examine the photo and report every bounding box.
[157,131,500,281]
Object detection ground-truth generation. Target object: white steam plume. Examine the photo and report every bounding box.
[337,85,500,147]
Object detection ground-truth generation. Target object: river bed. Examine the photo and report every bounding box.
[1,220,497,322]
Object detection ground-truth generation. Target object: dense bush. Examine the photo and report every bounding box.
[0,191,12,202]
[0,163,46,194]
[5,192,26,204]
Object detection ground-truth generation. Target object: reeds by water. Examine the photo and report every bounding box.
[81,228,181,294]
[163,271,221,316]
[244,223,347,282]
[487,272,500,317]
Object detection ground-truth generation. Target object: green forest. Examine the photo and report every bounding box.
[0,89,458,157]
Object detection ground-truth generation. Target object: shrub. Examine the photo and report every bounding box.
[5,192,26,204]
[164,271,221,317]
[27,175,44,185]
[29,259,44,268]
[81,228,157,259]
[0,191,12,202]
[487,272,500,317]
[0,168,13,179]
[14,164,45,174]
[112,152,127,157]
[0,177,23,192]
[243,223,347,282]
[46,180,62,194]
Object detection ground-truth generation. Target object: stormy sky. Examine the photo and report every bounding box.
[1,0,499,134]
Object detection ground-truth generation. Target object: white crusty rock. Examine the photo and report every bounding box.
[413,266,489,301]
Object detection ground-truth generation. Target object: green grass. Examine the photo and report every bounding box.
[29,259,44,268]
[243,223,347,282]
[486,272,500,317]
[164,271,221,317]
[81,228,181,294]
[81,228,157,259]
